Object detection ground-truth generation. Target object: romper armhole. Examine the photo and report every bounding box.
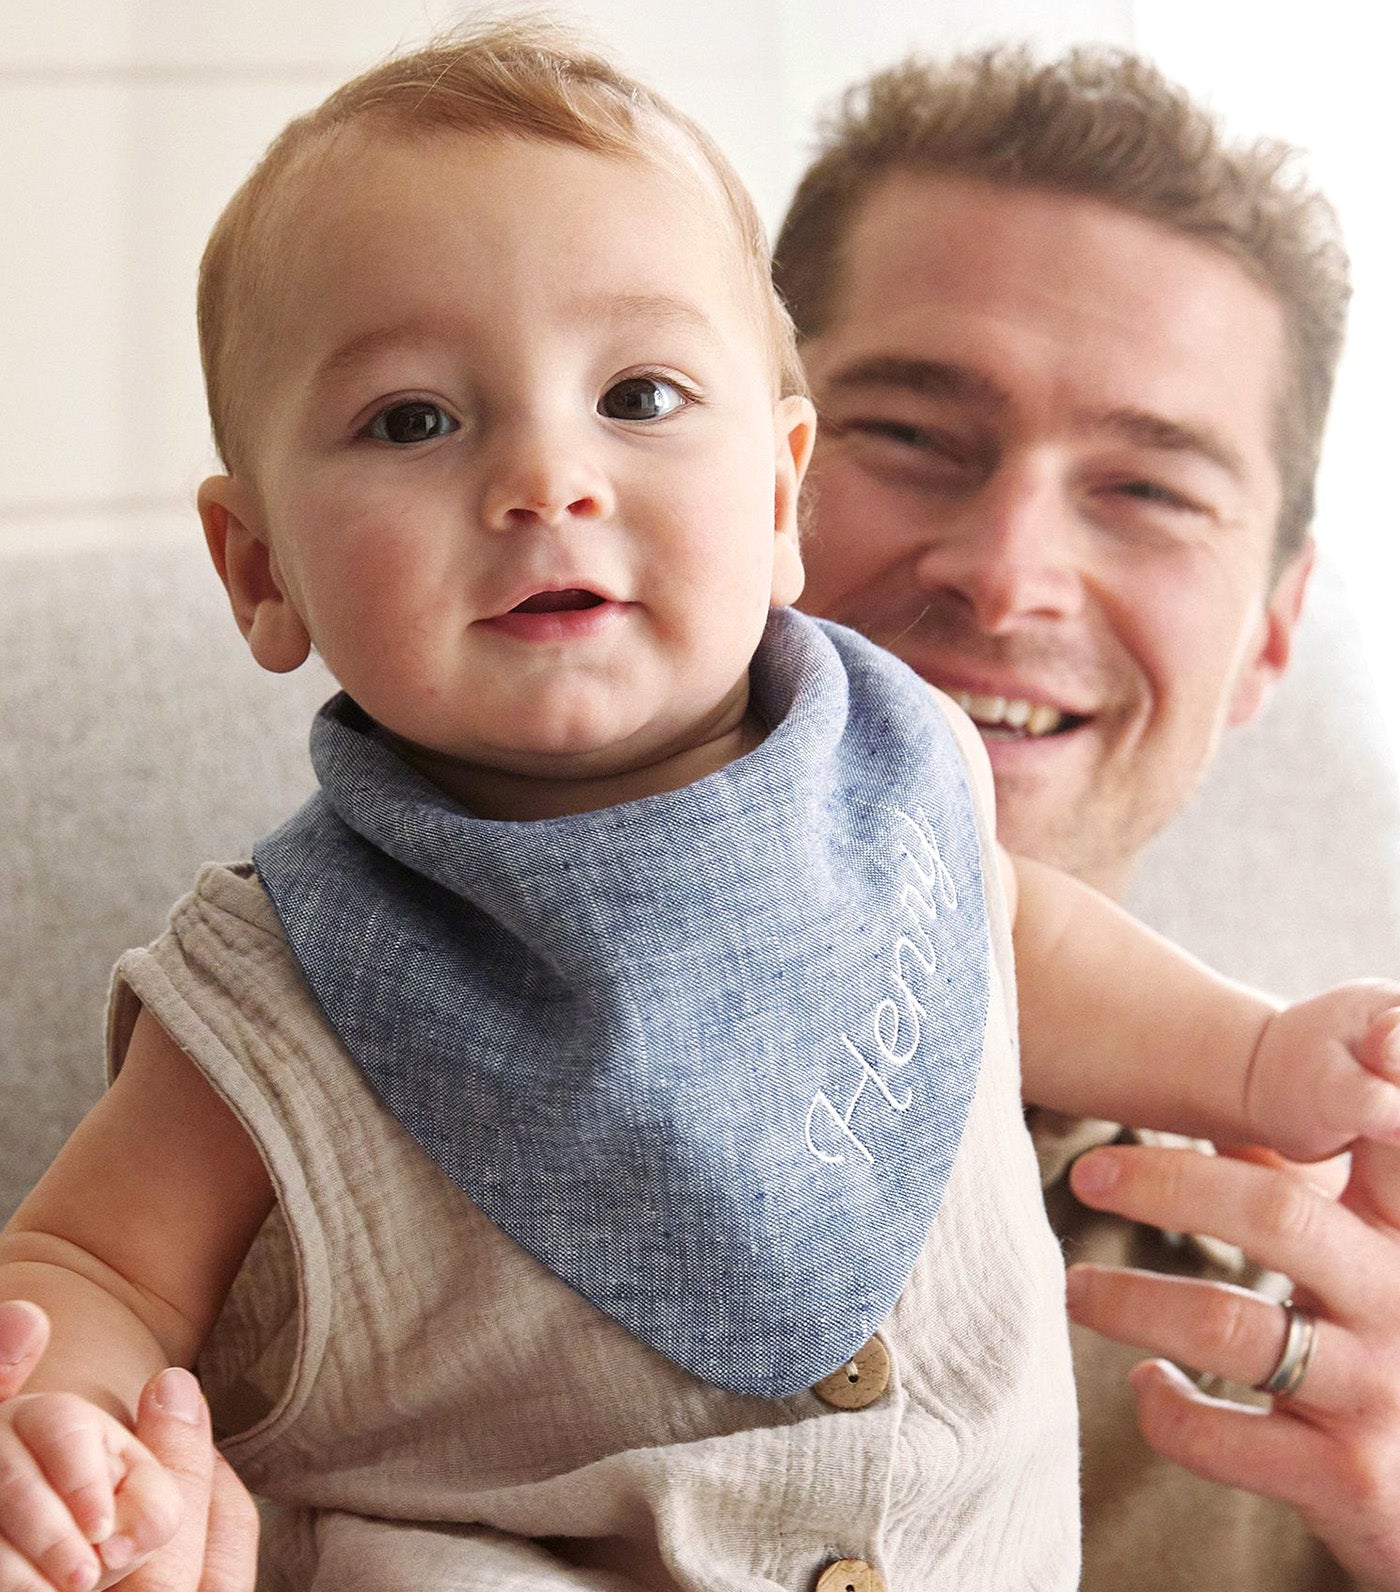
[105,865,333,1462]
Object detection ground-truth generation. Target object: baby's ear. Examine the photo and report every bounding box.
[771,394,816,607]
[198,476,311,674]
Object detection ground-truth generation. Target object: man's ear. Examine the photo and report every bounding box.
[1226,539,1316,728]
[771,393,817,607]
[197,476,311,674]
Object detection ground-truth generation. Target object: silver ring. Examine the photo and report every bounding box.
[1254,1299,1318,1399]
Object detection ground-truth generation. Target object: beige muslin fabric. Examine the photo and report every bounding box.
[107,845,1075,1590]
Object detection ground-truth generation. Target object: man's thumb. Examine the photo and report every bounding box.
[0,1299,49,1398]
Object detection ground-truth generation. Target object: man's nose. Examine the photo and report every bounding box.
[913,459,1083,631]
[479,421,615,530]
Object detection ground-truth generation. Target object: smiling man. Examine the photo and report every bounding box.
[777,46,1400,1592]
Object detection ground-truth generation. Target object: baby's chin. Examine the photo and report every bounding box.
[381,707,758,822]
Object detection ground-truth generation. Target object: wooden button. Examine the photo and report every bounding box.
[815,1559,887,1592]
[811,1335,891,1410]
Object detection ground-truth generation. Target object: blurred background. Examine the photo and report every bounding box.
[3,0,1395,766]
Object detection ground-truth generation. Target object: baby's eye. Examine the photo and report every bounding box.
[598,376,687,423]
[364,401,459,445]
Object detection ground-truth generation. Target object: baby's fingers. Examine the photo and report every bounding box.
[1325,1061,1400,1147]
[12,1395,122,1550]
[1361,1006,1400,1082]
[97,1428,183,1580]
[0,1414,103,1592]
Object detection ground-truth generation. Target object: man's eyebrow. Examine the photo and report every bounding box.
[821,355,1008,409]
[1089,406,1247,480]
[823,356,1248,481]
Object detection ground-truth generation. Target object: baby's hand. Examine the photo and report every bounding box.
[0,1391,182,1592]
[1244,980,1400,1161]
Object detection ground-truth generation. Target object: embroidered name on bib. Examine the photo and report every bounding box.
[254,609,990,1397]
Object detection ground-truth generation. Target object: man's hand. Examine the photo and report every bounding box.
[0,1302,47,1401]
[1067,1139,1400,1588]
[123,1371,257,1592]
[0,1304,257,1592]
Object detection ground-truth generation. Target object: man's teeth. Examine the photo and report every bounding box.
[949,691,1066,737]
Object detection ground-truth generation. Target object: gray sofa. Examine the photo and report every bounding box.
[3,534,1399,1221]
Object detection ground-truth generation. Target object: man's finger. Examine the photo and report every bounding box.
[1345,1139,1400,1233]
[0,1300,50,1399]
[1127,1358,1336,1508]
[1069,1145,1397,1319]
[1066,1266,1355,1414]
[128,1370,258,1592]
[121,1367,213,1592]
[1215,1143,1350,1197]
[200,1459,259,1592]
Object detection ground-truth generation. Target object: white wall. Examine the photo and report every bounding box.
[1136,0,1400,768]
[0,0,1132,557]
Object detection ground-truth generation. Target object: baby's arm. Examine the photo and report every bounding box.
[0,1010,274,1591]
[1011,851,1400,1157]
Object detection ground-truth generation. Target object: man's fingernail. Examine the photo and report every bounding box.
[0,1299,44,1367]
[151,1365,203,1424]
[100,1535,136,1571]
[1072,1151,1120,1199]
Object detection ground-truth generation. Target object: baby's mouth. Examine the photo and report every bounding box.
[511,589,606,614]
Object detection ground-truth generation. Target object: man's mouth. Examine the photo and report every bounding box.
[946,690,1088,738]
[510,588,607,614]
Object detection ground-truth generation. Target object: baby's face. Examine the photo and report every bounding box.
[218,130,809,788]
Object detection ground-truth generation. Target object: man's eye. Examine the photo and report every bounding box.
[365,401,458,445]
[845,419,935,449]
[1117,479,1195,511]
[833,418,985,489]
[839,418,973,463]
[599,376,687,422]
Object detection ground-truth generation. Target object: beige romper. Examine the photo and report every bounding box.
[108,731,1077,1591]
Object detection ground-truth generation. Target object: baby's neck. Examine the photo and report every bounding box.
[385,704,767,823]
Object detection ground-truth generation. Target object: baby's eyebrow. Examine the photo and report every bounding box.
[313,294,724,388]
[313,323,444,387]
[584,290,726,348]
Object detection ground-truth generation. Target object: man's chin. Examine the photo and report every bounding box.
[983,732,1135,895]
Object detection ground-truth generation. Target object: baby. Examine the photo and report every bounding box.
[2,21,1398,1592]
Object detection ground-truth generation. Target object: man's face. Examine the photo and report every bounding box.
[798,172,1310,894]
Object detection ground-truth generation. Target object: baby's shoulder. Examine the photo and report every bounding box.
[171,860,288,945]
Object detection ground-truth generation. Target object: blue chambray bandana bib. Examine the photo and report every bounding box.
[254,609,990,1398]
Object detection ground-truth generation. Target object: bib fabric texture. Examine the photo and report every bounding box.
[252,608,990,1397]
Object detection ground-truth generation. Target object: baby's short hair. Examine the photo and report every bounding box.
[199,15,805,473]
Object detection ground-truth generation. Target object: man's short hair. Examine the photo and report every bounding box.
[199,16,804,474]
[774,46,1350,565]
